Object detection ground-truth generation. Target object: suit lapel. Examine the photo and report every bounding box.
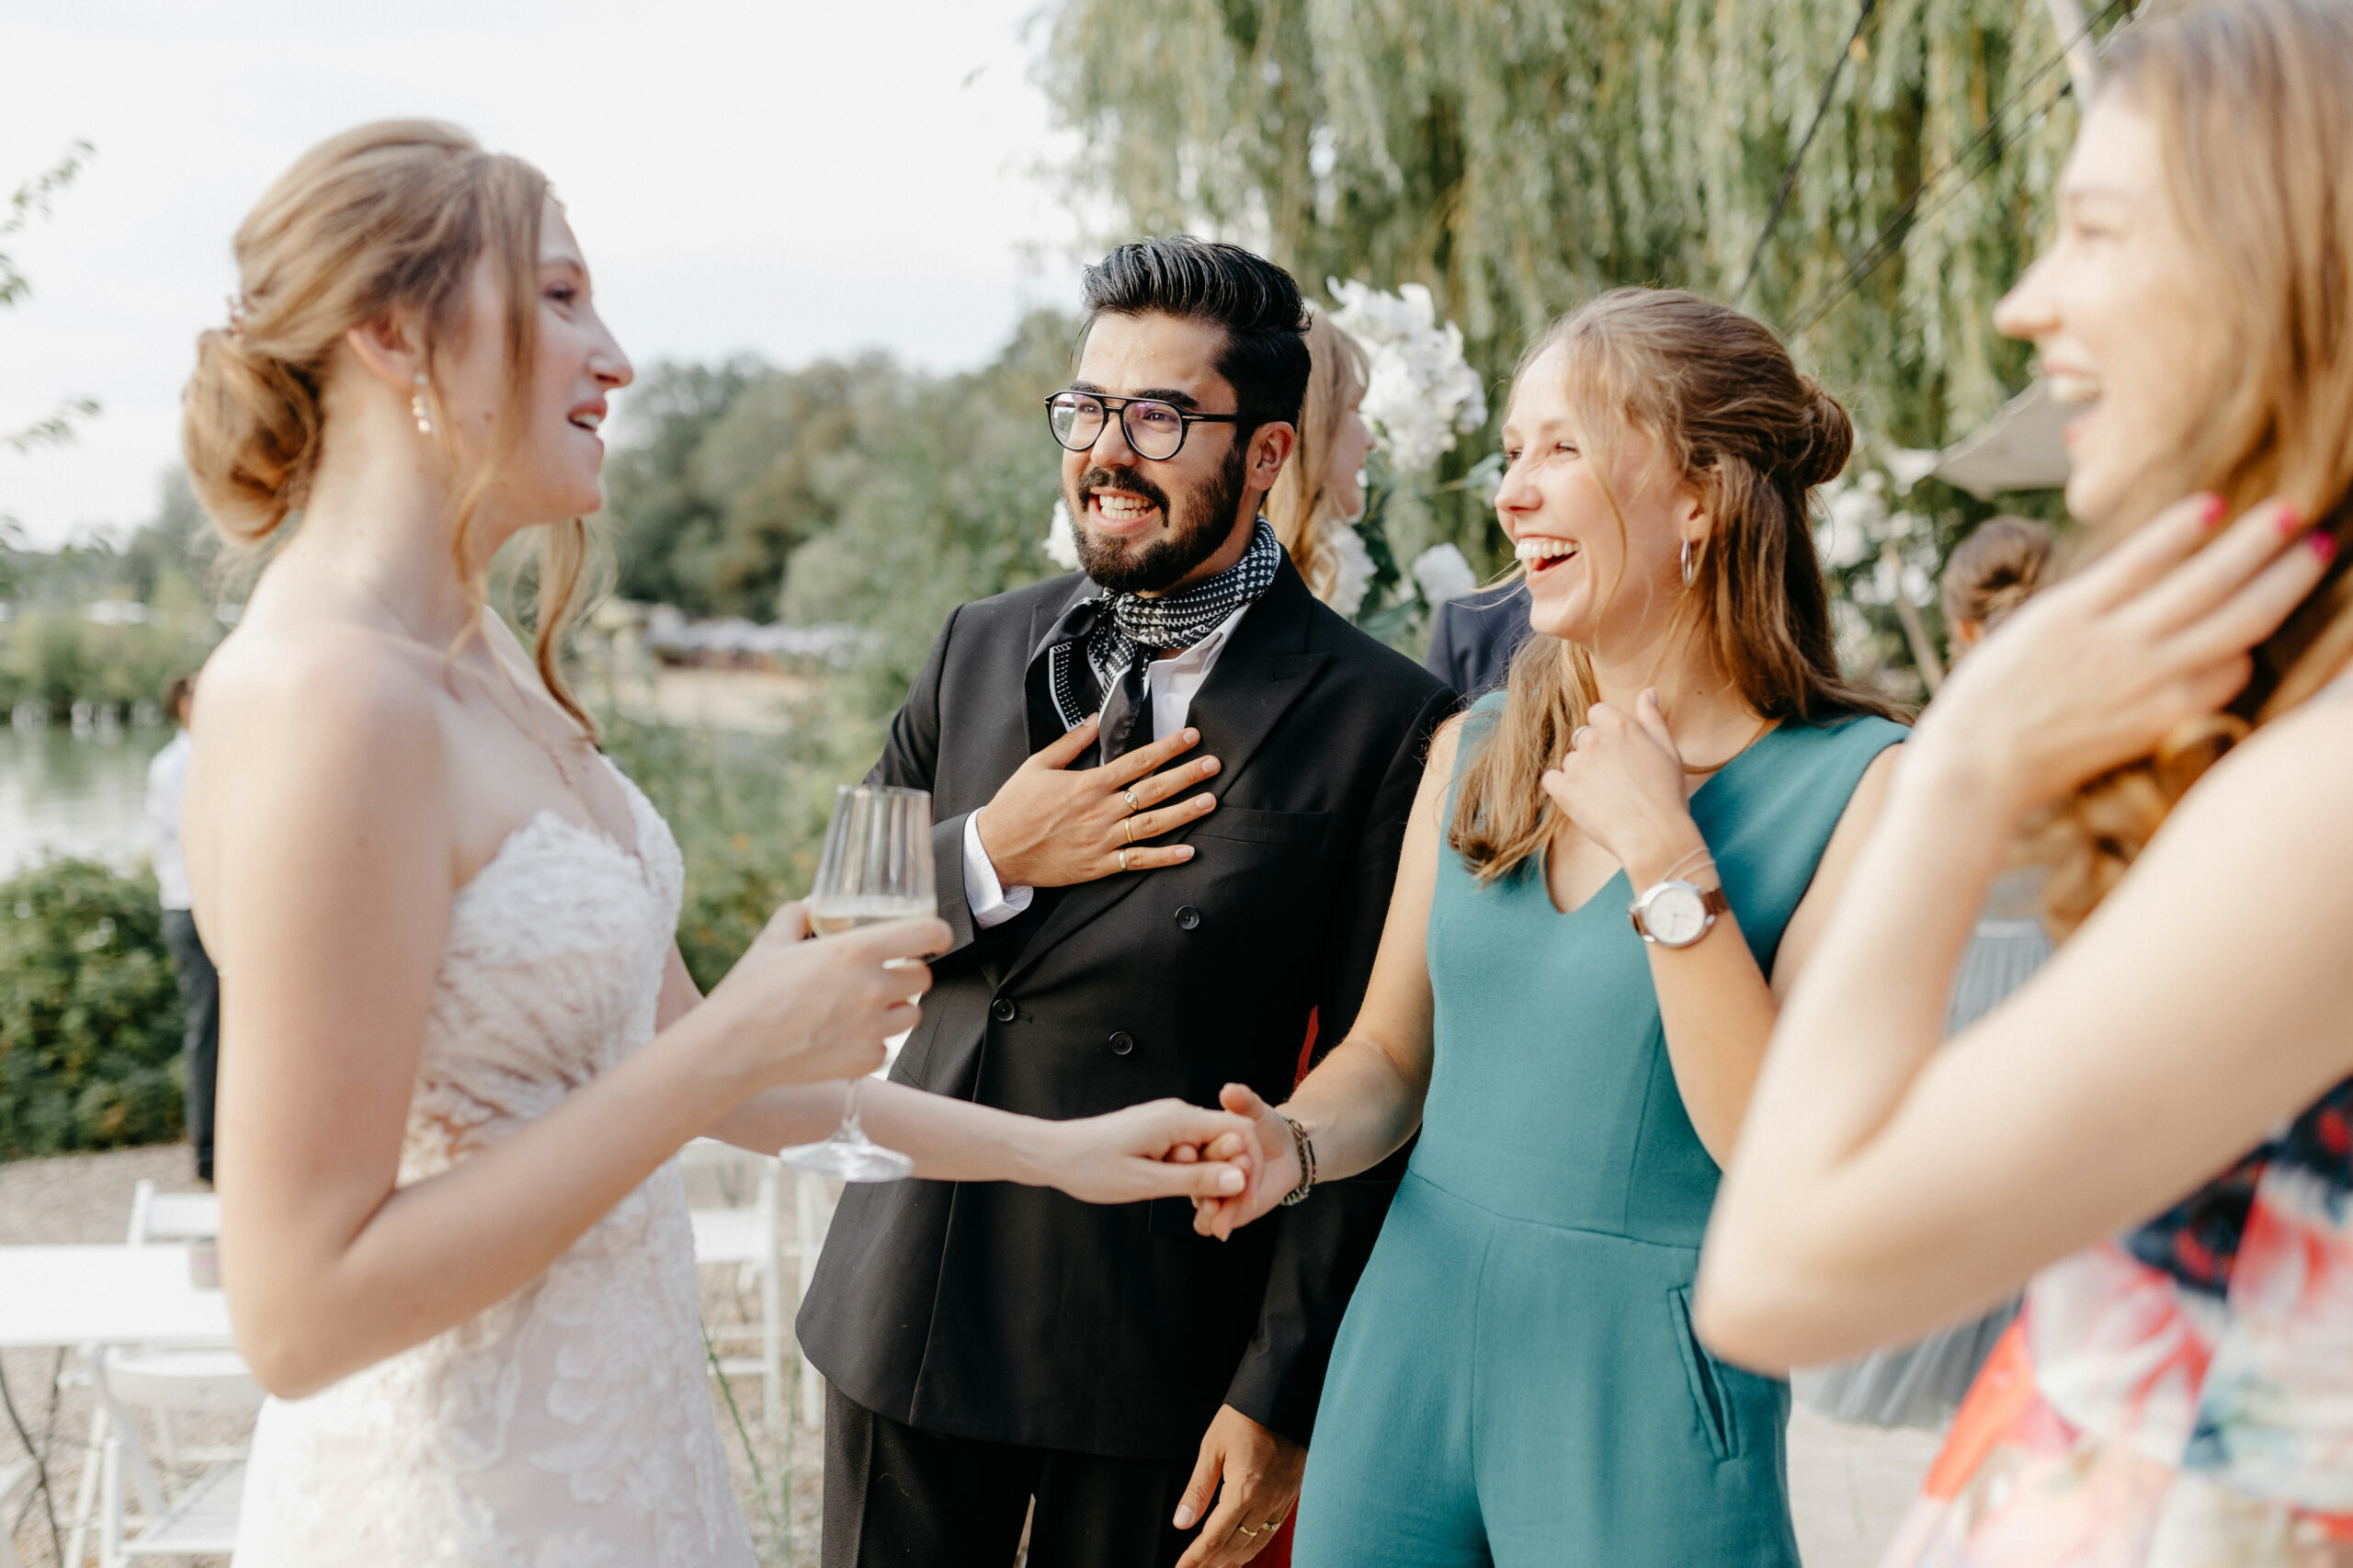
[1000,561,1329,988]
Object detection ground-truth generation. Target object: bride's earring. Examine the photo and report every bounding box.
[411,372,434,437]
[1680,538,1696,587]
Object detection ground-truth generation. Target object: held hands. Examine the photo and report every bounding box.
[1540,688,1703,881]
[1190,1084,1301,1242]
[1916,494,2335,818]
[1038,1098,1261,1205]
[972,715,1222,888]
[700,901,949,1093]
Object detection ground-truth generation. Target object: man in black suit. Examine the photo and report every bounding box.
[1423,579,1533,696]
[798,238,1454,1568]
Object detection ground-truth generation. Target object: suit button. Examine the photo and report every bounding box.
[1175,905,1201,931]
[991,997,1017,1024]
[1108,1030,1135,1056]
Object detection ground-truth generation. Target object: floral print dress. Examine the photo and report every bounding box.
[1883,1075,2353,1566]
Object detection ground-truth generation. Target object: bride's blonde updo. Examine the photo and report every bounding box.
[184,119,600,730]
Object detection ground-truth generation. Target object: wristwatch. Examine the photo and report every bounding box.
[1628,878,1728,949]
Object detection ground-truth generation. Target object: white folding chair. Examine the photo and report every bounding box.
[793,1170,838,1430]
[682,1140,790,1431]
[91,1347,260,1566]
[123,1184,219,1249]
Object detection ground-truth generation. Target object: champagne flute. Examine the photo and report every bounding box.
[780,784,934,1182]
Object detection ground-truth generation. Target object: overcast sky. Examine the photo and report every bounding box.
[0,0,1090,548]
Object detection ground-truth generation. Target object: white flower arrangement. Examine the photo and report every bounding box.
[1408,542,1478,608]
[1326,278,1489,476]
[1321,519,1378,619]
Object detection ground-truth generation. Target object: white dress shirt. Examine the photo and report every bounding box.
[963,600,1253,928]
[145,729,194,912]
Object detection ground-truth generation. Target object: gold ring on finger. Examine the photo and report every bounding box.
[1236,1524,1261,1537]
[1122,816,1138,846]
[1123,788,1142,813]
[1261,1518,1285,1531]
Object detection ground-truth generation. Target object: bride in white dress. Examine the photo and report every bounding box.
[178,121,1259,1567]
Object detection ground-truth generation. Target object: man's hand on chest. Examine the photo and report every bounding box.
[972,712,1225,891]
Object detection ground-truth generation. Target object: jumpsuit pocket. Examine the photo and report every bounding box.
[1667,1283,1739,1460]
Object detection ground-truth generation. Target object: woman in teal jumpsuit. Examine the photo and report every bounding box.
[1195,290,1905,1566]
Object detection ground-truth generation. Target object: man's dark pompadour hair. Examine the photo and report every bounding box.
[1080,236,1313,429]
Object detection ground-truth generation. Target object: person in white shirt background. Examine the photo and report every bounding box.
[147,671,217,1185]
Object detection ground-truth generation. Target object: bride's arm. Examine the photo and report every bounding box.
[685,955,1256,1203]
[197,642,939,1401]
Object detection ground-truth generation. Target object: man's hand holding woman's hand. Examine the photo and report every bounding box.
[1039,1098,1265,1205]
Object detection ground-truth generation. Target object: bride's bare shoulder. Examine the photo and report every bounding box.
[196,615,449,785]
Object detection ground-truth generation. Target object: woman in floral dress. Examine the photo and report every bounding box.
[1699,2,2353,1562]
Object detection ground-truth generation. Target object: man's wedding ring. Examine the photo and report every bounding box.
[1117,847,1130,873]
[1236,1523,1262,1538]
[1123,788,1142,813]
[1122,817,1138,846]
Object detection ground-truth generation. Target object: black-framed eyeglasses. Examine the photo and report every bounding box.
[1043,391,1245,462]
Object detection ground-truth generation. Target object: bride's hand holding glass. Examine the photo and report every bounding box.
[698,900,949,1094]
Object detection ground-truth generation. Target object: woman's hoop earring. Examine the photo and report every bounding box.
[411,372,435,437]
[1679,539,1696,587]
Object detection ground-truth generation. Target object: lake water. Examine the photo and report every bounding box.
[0,724,176,878]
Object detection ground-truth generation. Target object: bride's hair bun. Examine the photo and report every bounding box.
[184,324,323,540]
[178,119,549,546]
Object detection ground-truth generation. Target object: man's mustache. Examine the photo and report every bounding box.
[1074,466,1172,519]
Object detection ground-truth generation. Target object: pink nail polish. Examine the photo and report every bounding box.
[2278,504,2304,538]
[2310,529,2336,562]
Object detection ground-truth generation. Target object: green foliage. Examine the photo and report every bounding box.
[599,701,882,992]
[599,313,1076,727]
[0,858,185,1159]
[3,140,101,459]
[1039,0,2111,573]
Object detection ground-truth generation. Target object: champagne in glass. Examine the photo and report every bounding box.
[781,785,935,1182]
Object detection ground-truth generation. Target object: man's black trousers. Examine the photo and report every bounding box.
[823,1382,1201,1568]
[161,908,219,1184]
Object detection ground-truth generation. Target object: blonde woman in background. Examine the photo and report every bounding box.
[1699,2,2353,1560]
[178,120,1256,1567]
[1265,308,1377,608]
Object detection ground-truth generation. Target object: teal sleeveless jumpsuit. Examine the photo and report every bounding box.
[1294,699,1904,1567]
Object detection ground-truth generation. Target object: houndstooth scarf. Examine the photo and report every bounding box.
[1046,517,1283,733]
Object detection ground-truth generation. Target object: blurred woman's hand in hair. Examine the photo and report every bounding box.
[1540,689,1708,884]
[1914,494,2332,820]
[698,901,950,1094]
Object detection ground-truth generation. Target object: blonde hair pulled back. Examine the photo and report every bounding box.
[182,118,599,732]
[1450,289,1901,881]
[2038,0,2353,932]
[1265,308,1372,603]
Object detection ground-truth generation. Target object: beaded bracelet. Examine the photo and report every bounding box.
[1279,1113,1317,1206]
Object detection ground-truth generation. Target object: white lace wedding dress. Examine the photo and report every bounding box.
[233,767,758,1567]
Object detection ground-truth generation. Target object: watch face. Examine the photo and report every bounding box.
[1643,883,1709,947]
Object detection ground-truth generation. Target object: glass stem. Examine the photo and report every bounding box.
[839,1075,869,1141]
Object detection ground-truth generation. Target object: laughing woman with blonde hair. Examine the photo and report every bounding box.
[1192,289,1904,1565]
[1699,2,2353,1561]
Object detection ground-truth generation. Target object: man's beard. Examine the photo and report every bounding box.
[1067,442,1249,595]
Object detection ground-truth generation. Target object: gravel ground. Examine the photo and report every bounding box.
[0,1143,1939,1568]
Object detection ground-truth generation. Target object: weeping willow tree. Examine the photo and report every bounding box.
[1039,0,2126,591]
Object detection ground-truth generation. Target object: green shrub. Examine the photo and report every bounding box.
[599,697,882,993]
[0,858,184,1157]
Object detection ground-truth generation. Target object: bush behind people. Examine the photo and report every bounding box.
[0,857,184,1157]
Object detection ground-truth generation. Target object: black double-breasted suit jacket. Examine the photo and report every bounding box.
[796,558,1456,1458]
